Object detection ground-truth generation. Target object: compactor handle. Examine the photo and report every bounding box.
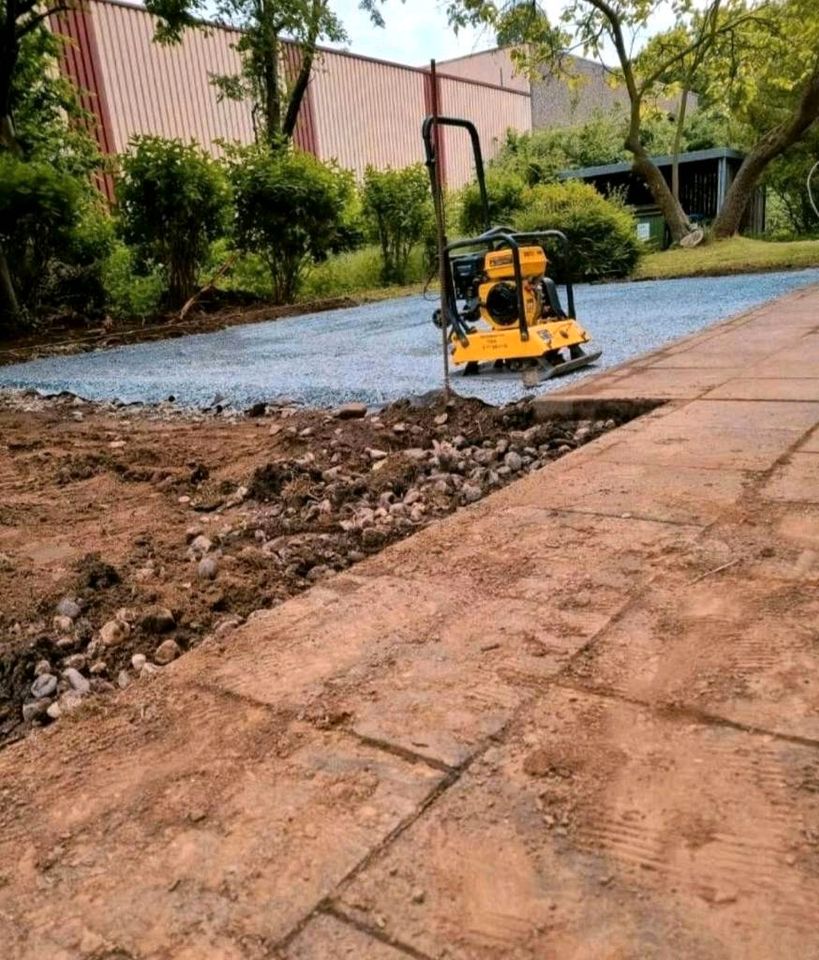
[422,115,490,233]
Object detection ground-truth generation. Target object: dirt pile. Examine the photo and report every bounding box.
[0,389,628,747]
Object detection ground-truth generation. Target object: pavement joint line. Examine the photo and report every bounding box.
[551,677,819,753]
[524,504,709,529]
[319,904,437,960]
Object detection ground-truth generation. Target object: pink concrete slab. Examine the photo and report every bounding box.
[0,684,443,960]
[801,428,819,452]
[762,452,819,503]
[597,399,819,471]
[704,378,819,401]
[492,455,750,524]
[283,914,408,959]
[337,687,819,960]
[570,574,819,742]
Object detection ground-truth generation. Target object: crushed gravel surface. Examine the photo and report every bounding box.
[1,269,817,408]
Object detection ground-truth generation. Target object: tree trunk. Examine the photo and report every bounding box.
[282,0,323,140]
[713,62,819,238]
[0,244,20,328]
[671,88,690,203]
[628,136,691,244]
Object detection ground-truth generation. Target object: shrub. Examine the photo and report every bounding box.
[228,146,352,304]
[514,180,641,281]
[457,168,527,236]
[361,165,433,284]
[101,243,165,321]
[116,136,229,308]
[0,154,82,329]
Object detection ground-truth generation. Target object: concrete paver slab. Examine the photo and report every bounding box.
[596,399,819,471]
[0,682,442,960]
[491,454,751,525]
[704,378,819,401]
[282,914,407,959]
[569,574,819,741]
[762,453,819,503]
[337,687,819,960]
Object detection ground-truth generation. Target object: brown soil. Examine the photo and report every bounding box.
[0,389,627,748]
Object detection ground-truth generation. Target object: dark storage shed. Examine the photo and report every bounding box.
[560,148,766,248]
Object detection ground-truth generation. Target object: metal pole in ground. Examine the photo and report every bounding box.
[429,59,451,400]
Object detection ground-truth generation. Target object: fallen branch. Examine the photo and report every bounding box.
[178,255,237,322]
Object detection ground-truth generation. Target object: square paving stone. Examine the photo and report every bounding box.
[595,399,819,471]
[569,573,819,742]
[0,682,442,960]
[762,453,819,503]
[336,687,819,960]
[492,455,750,525]
[704,378,819,402]
[282,913,408,959]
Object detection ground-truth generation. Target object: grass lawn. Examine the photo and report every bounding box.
[634,236,819,280]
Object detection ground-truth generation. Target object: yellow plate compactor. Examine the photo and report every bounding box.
[423,115,601,381]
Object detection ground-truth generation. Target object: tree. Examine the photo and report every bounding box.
[0,0,74,152]
[707,0,819,237]
[362,165,432,284]
[447,0,764,244]
[146,0,399,149]
[227,145,353,302]
[117,136,230,307]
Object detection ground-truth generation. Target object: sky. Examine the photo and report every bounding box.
[325,0,683,68]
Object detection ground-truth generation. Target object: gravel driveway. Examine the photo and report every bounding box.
[2,269,817,408]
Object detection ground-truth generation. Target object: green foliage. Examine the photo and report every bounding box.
[514,180,641,281]
[117,136,229,308]
[763,129,819,238]
[301,244,429,299]
[227,145,353,304]
[101,243,165,321]
[361,165,433,284]
[457,168,528,234]
[0,154,83,324]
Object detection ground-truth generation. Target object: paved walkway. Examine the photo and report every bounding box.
[1,285,818,960]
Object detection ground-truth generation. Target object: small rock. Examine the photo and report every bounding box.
[131,653,147,671]
[58,690,85,715]
[22,700,49,723]
[46,702,62,721]
[185,525,204,543]
[189,535,213,557]
[31,674,58,699]
[153,639,181,666]
[392,422,407,434]
[33,659,52,677]
[56,597,81,620]
[117,670,132,690]
[140,606,176,635]
[368,448,389,461]
[411,887,426,904]
[198,556,219,580]
[62,654,86,671]
[116,608,139,626]
[0,552,14,572]
[504,451,523,472]
[53,615,74,634]
[461,482,482,504]
[434,413,448,426]
[63,668,91,695]
[89,660,108,676]
[334,402,367,420]
[99,618,130,647]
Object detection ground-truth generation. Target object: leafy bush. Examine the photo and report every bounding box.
[458,168,527,235]
[514,180,641,281]
[0,154,82,327]
[116,136,229,308]
[361,165,433,284]
[101,242,165,321]
[228,146,353,304]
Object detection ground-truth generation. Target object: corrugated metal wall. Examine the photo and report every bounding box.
[90,0,254,152]
[70,0,532,186]
[437,48,530,93]
[438,76,531,186]
[309,50,428,176]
